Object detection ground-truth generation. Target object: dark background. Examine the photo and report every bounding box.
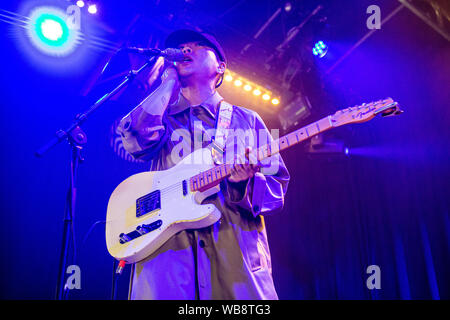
[0,0,448,299]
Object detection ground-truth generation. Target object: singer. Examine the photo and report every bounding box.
[117,29,290,300]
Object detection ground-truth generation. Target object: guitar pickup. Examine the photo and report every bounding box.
[182,180,188,196]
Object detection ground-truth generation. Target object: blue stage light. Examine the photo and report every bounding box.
[313,41,328,58]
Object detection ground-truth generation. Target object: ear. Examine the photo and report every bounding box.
[217,62,226,74]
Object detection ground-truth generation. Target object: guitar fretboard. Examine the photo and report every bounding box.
[189,115,334,192]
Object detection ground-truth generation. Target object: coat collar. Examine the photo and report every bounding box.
[167,91,224,119]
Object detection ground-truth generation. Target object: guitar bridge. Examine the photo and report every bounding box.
[119,219,163,244]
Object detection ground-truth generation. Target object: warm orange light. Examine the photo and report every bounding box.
[224,69,282,108]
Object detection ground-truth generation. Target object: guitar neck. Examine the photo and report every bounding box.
[189,115,334,192]
[256,115,334,161]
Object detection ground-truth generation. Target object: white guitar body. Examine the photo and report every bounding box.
[106,148,221,263]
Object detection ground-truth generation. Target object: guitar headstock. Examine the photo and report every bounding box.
[330,98,403,127]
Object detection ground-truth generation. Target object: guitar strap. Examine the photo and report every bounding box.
[211,100,234,165]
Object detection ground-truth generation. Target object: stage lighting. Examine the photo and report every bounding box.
[313,40,328,58]
[26,6,80,56]
[88,4,97,14]
[36,14,68,45]
[76,1,85,8]
[284,2,292,12]
[278,94,311,131]
[219,69,282,112]
[40,17,64,42]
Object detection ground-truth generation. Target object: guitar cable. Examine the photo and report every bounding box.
[116,260,126,274]
[83,220,127,299]
[111,260,126,300]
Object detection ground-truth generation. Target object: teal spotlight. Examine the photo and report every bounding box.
[27,6,80,57]
[35,14,69,47]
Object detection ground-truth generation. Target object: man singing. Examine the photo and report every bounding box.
[118,29,290,300]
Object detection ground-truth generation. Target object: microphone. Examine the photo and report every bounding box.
[124,47,185,62]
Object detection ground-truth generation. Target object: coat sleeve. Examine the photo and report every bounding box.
[225,112,290,217]
[117,103,169,161]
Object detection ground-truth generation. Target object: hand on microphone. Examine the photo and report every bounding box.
[161,66,179,85]
[147,57,179,87]
[159,64,180,104]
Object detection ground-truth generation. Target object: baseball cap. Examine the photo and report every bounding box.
[164,29,227,64]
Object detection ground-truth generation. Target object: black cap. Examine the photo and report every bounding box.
[165,29,226,64]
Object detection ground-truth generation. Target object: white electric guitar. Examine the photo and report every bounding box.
[106,98,402,263]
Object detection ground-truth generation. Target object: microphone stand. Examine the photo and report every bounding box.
[36,54,158,300]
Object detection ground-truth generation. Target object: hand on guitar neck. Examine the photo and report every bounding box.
[228,147,260,183]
